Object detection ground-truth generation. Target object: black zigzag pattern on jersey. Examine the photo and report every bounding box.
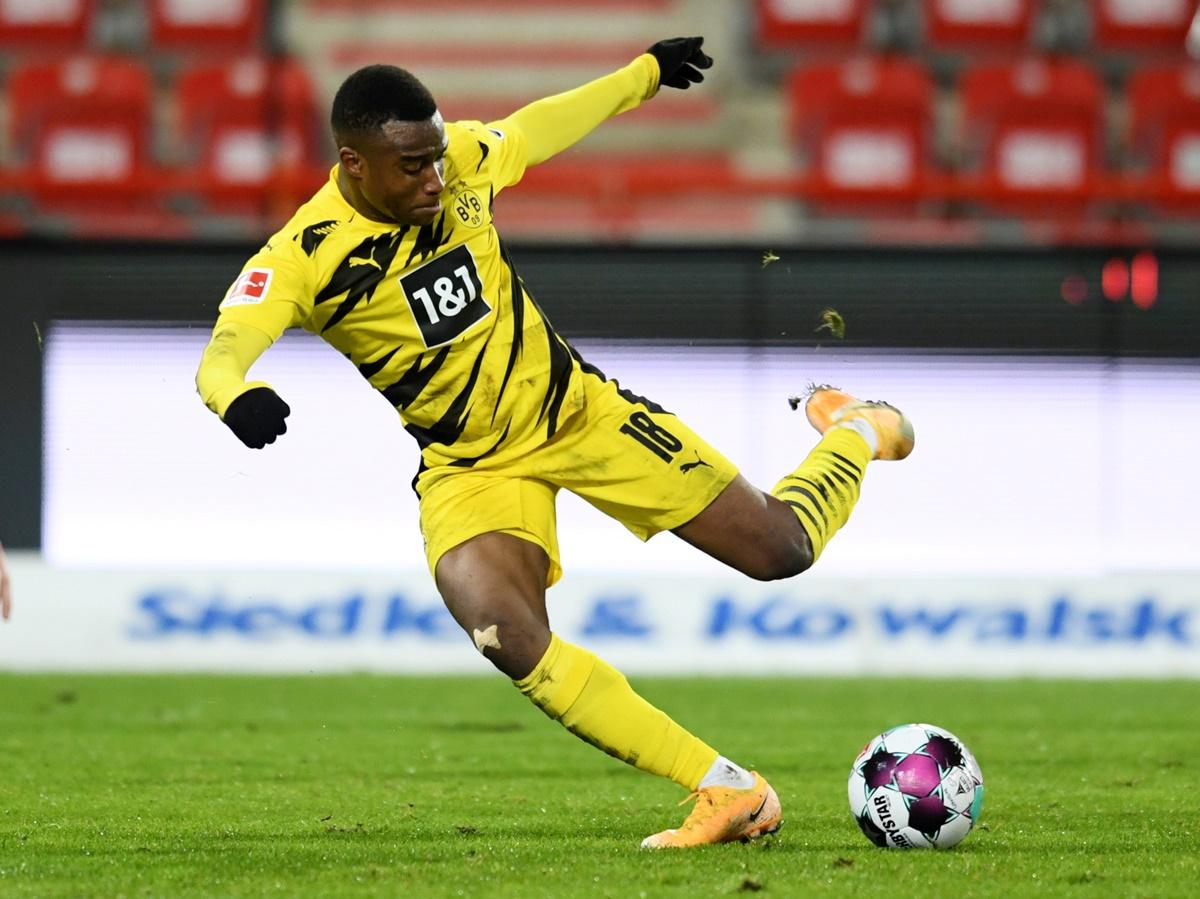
[490,240,526,424]
[315,229,409,333]
[475,140,489,174]
[449,419,512,469]
[380,345,451,408]
[537,322,575,440]
[522,293,578,438]
[295,219,340,256]
[405,210,452,267]
[357,346,401,380]
[568,345,670,414]
[403,343,488,449]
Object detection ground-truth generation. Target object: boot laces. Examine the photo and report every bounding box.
[676,789,719,830]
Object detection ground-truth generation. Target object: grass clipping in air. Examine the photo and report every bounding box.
[788,308,846,410]
[0,674,1196,898]
[816,307,845,339]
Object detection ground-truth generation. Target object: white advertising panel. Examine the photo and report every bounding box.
[41,326,1200,580]
[1,555,1196,676]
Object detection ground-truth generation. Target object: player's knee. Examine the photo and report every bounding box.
[459,616,550,680]
[744,534,814,581]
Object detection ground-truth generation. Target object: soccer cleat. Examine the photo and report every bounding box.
[640,772,782,849]
[803,384,914,461]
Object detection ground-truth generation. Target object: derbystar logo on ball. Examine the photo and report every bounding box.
[221,268,274,308]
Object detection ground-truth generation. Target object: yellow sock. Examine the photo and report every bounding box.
[514,635,718,790]
[771,426,872,562]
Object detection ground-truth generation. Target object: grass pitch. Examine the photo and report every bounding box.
[0,675,1196,898]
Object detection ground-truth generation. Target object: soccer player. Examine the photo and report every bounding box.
[195,38,914,848]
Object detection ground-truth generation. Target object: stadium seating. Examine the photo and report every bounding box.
[510,153,750,238]
[756,0,868,48]
[1127,62,1200,205]
[0,0,92,47]
[175,56,322,212]
[922,0,1035,50]
[1092,0,1195,53]
[148,0,266,50]
[0,0,1198,237]
[958,58,1104,209]
[8,56,154,210]
[786,56,935,204]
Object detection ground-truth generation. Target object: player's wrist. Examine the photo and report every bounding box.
[214,381,273,419]
[635,52,662,98]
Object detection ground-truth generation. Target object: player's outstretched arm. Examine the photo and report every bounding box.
[499,36,713,167]
[196,321,290,449]
[0,541,12,621]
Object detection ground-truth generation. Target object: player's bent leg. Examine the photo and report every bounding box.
[771,385,914,562]
[435,531,553,679]
[438,537,779,845]
[513,627,782,846]
[769,428,872,565]
[513,632,721,791]
[676,386,913,574]
[673,474,814,581]
[512,629,784,847]
[435,532,728,799]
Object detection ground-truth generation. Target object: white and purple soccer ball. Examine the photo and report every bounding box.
[847,723,984,849]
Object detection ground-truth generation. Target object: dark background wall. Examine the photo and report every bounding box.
[3,240,1198,547]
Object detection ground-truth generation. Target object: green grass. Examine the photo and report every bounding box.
[0,675,1197,898]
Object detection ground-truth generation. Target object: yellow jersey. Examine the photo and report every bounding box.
[199,55,660,475]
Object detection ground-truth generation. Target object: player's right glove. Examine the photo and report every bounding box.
[646,36,713,90]
[222,386,290,449]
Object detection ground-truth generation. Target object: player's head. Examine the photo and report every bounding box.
[331,64,447,226]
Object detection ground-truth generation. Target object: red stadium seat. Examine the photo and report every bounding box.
[8,56,154,210]
[756,0,868,48]
[786,56,934,204]
[148,0,265,49]
[1093,0,1196,52]
[0,0,92,46]
[1127,62,1200,204]
[922,0,1035,50]
[175,56,322,211]
[959,59,1104,208]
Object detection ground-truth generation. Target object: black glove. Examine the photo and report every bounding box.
[222,387,290,449]
[647,36,713,90]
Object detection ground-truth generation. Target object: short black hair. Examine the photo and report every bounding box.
[331,64,438,142]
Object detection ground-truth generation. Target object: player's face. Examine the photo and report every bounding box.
[354,113,448,226]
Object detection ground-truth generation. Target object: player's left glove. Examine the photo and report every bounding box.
[647,36,713,90]
[221,386,290,449]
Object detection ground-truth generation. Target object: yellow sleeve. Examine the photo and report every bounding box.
[196,242,313,417]
[195,321,277,417]
[491,54,660,175]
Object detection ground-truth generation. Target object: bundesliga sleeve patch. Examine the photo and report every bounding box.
[221,268,274,308]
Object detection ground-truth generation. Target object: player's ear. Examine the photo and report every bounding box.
[339,145,365,179]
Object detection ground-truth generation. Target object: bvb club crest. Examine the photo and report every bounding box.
[450,184,485,228]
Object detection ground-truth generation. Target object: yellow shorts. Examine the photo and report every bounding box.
[417,367,738,587]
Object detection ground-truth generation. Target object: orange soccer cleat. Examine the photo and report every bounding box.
[640,772,782,849]
[803,385,915,461]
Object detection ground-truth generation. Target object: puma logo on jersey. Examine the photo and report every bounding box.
[680,452,712,473]
[349,250,383,271]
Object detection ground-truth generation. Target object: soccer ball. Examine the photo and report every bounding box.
[847,723,984,849]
